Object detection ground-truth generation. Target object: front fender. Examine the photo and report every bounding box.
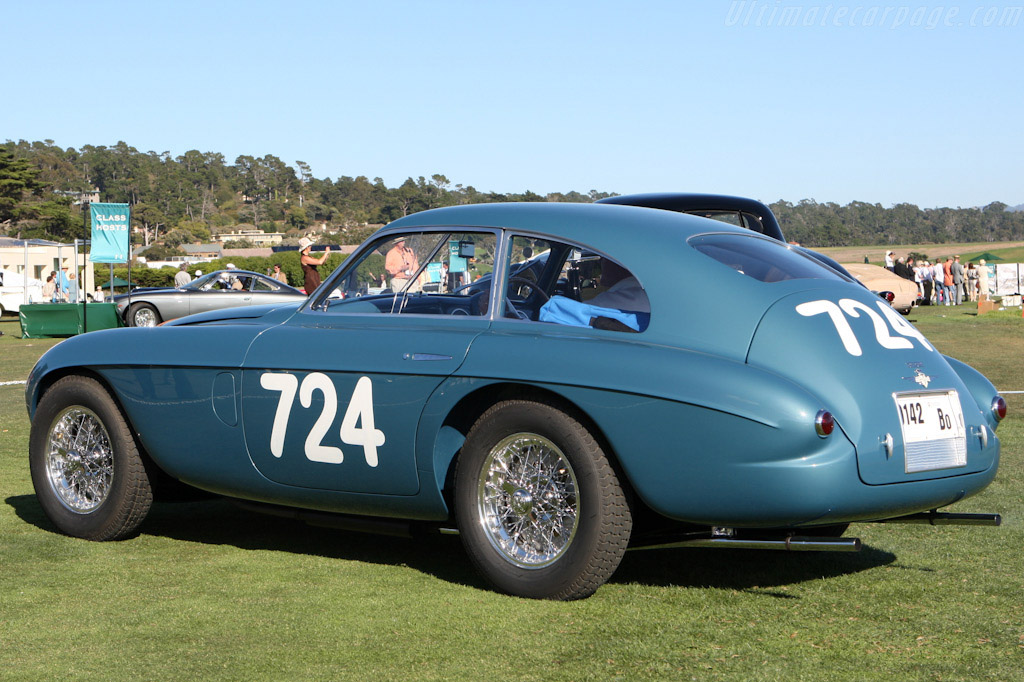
[26,325,259,419]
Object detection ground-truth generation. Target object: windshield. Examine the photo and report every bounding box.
[184,272,222,290]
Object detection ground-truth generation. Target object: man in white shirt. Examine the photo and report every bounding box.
[919,261,933,305]
[174,263,192,287]
[931,261,945,304]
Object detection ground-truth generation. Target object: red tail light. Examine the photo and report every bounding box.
[992,396,1007,422]
[815,410,834,437]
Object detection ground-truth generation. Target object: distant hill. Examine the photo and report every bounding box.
[1009,204,1024,212]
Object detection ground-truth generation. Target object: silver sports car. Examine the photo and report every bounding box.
[113,270,307,327]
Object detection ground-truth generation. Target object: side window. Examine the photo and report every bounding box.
[319,231,497,316]
[740,212,765,234]
[690,210,742,227]
[202,273,236,290]
[252,277,278,292]
[502,236,650,332]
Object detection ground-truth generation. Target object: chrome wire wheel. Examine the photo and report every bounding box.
[477,432,579,568]
[132,306,157,327]
[45,406,115,514]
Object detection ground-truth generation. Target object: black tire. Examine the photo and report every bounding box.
[29,375,153,540]
[455,400,631,600]
[128,303,161,327]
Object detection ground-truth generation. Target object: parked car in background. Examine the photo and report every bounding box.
[596,192,855,278]
[27,203,1004,600]
[0,271,44,315]
[841,263,922,314]
[112,269,307,326]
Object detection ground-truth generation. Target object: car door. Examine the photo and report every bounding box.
[240,230,500,496]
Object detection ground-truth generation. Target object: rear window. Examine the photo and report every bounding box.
[689,233,845,283]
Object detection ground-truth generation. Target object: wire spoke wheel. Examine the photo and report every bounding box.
[478,433,579,568]
[29,375,153,541]
[45,406,115,513]
[456,400,631,600]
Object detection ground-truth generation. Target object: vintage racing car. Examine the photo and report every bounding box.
[112,269,307,327]
[26,203,1005,600]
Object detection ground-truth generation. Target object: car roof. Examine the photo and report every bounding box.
[596,192,769,214]
[385,202,729,258]
[380,202,817,358]
[596,193,785,241]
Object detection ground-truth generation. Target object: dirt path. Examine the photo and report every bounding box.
[817,241,1024,264]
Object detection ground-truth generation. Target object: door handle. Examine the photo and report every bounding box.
[403,353,453,361]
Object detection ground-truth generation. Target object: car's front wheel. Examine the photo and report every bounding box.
[455,400,631,600]
[128,303,161,327]
[29,375,153,540]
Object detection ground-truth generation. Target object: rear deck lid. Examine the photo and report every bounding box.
[746,283,997,485]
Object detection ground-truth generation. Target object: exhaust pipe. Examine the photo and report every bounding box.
[632,535,861,552]
[876,511,1001,526]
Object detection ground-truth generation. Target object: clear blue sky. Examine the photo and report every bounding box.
[5,0,1022,208]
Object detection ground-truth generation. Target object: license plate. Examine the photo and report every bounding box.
[893,390,967,473]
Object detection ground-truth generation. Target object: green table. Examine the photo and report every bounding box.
[18,303,123,338]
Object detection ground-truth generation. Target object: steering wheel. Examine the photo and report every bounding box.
[507,276,549,303]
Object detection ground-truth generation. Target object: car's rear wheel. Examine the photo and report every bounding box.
[129,303,161,327]
[29,375,153,540]
[455,400,631,600]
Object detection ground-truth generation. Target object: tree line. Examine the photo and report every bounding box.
[2,139,1022,251]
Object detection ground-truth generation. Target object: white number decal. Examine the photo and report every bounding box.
[796,299,862,355]
[340,376,385,467]
[874,301,934,352]
[299,372,344,464]
[838,299,913,350]
[260,373,386,466]
[797,298,935,357]
[261,373,298,458]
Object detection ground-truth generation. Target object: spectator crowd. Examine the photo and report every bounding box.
[885,251,979,306]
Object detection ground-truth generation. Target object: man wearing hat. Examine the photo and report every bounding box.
[385,238,419,292]
[58,265,70,302]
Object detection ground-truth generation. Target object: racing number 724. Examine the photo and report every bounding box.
[260,372,385,467]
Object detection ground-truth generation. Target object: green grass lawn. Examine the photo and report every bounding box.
[1,308,1021,681]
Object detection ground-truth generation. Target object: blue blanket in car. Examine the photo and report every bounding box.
[538,295,647,332]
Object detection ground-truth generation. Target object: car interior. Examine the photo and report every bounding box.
[316,232,649,331]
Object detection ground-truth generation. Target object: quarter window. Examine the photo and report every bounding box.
[502,236,649,332]
[690,233,845,283]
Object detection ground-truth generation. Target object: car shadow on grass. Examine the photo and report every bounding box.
[8,494,895,596]
[611,544,896,596]
[7,494,485,590]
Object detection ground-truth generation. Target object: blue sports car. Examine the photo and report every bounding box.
[26,203,1005,600]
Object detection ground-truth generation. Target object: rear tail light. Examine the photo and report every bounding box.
[815,410,835,437]
[992,396,1007,422]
